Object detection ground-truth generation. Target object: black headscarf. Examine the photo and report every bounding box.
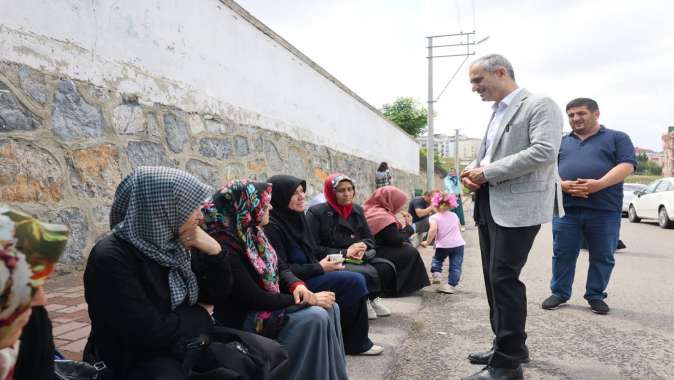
[266,175,317,257]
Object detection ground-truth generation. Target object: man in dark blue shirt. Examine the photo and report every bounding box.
[542,98,636,315]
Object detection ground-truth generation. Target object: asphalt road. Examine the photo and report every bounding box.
[348,217,674,380]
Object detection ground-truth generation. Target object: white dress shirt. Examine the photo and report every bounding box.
[480,87,523,166]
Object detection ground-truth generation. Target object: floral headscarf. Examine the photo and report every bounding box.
[323,173,355,220]
[201,180,280,331]
[363,186,409,235]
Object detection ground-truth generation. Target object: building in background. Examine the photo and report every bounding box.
[635,147,665,167]
[416,133,482,163]
[662,126,674,177]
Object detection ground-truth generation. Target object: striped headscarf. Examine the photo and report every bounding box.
[110,166,212,310]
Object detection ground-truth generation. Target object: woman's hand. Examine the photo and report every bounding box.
[198,303,214,315]
[292,284,314,304]
[319,257,345,272]
[311,291,336,309]
[346,242,366,259]
[180,227,221,255]
[0,307,32,349]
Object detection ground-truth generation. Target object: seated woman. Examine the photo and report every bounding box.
[265,175,383,356]
[307,173,393,319]
[84,167,244,379]
[363,186,431,296]
[202,180,348,380]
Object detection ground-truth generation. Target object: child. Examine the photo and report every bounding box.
[421,192,466,294]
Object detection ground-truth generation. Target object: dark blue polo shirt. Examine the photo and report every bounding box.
[558,126,636,212]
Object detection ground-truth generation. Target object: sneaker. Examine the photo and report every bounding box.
[370,297,391,317]
[437,284,456,294]
[357,344,384,356]
[431,272,442,284]
[460,226,466,232]
[588,299,610,315]
[541,295,566,310]
[366,300,377,320]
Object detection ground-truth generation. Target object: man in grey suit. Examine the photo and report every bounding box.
[460,54,564,380]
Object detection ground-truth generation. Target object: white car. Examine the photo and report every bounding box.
[627,177,674,229]
[622,183,647,216]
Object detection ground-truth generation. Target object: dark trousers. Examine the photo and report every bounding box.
[340,296,374,354]
[475,185,540,369]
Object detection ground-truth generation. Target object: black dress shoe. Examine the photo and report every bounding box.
[461,365,524,380]
[468,349,530,365]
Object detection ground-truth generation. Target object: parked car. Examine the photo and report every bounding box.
[622,183,647,216]
[627,177,674,229]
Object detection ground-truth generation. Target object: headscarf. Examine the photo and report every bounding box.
[323,173,354,220]
[110,166,212,310]
[266,175,317,257]
[200,180,279,329]
[363,186,409,235]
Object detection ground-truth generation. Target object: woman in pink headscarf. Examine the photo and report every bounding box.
[363,186,430,296]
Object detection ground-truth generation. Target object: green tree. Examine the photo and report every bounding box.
[635,153,663,176]
[381,97,427,137]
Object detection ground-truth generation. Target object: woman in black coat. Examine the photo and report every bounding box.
[363,186,430,296]
[306,173,394,319]
[265,175,382,355]
[83,167,239,380]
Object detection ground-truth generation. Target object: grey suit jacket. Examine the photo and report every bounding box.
[466,88,564,227]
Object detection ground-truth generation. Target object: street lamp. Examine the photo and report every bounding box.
[425,32,489,191]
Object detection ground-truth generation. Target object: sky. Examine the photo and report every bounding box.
[236,0,674,151]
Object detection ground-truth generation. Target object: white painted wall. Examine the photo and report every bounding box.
[0,0,419,173]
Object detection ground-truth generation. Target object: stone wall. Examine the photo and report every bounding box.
[0,61,422,264]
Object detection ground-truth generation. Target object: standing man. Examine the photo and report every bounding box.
[460,54,563,380]
[444,168,466,231]
[541,98,635,315]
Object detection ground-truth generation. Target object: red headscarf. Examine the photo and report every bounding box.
[323,173,354,220]
[363,186,409,235]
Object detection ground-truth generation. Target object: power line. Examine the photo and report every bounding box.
[434,55,469,102]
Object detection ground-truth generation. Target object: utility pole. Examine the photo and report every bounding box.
[425,31,485,191]
[455,128,460,176]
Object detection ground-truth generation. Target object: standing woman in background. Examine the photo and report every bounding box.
[375,162,392,189]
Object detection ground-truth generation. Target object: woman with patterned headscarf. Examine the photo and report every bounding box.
[307,173,395,320]
[203,180,348,380]
[364,186,430,296]
[83,167,239,379]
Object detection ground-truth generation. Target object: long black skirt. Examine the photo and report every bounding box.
[376,244,430,296]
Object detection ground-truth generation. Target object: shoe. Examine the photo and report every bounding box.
[468,349,529,365]
[370,297,391,317]
[588,299,609,314]
[541,295,566,310]
[461,226,466,232]
[356,344,384,356]
[437,284,456,294]
[461,365,523,380]
[431,272,442,284]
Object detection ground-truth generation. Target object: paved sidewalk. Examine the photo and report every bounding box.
[45,280,89,360]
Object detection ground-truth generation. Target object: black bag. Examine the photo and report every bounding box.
[179,326,288,380]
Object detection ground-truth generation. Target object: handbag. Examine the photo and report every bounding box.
[54,360,107,380]
[178,326,289,380]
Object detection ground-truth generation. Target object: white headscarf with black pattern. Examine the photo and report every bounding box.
[110,166,213,310]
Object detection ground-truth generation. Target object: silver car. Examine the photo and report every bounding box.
[622,183,646,216]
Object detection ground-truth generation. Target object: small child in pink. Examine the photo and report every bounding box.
[422,192,466,294]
